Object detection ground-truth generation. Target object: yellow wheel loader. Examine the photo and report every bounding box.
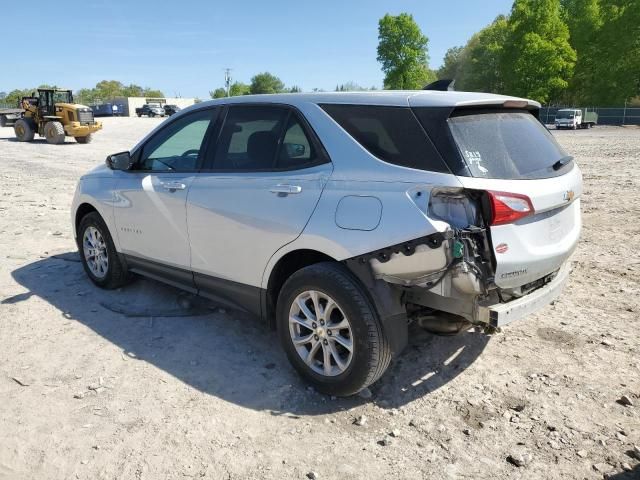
[13,88,102,144]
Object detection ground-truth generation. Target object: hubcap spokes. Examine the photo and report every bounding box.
[289,290,353,377]
[83,226,108,279]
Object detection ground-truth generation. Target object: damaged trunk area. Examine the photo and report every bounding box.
[355,189,501,333]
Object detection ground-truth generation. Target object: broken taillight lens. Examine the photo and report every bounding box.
[487,191,534,226]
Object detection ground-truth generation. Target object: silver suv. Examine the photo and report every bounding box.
[72,92,581,396]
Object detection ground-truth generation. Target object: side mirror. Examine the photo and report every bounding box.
[284,143,306,158]
[106,151,132,170]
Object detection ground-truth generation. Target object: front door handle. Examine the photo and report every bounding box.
[161,181,187,191]
[269,184,302,195]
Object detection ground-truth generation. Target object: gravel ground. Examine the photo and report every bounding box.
[0,118,638,480]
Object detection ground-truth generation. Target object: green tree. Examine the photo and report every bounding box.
[561,0,602,103]
[377,13,434,89]
[457,15,510,93]
[502,0,576,103]
[249,72,285,94]
[335,81,367,91]
[229,81,250,96]
[143,88,164,98]
[437,46,465,81]
[210,87,227,99]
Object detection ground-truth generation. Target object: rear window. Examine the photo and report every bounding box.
[446,112,570,179]
[320,104,448,173]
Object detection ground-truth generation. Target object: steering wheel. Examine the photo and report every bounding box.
[181,149,199,158]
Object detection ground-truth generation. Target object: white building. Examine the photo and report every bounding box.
[113,96,197,116]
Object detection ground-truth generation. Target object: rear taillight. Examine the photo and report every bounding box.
[487,191,534,226]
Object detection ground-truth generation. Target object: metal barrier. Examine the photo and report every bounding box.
[540,106,640,125]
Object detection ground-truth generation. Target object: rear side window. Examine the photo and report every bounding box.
[446,112,570,179]
[320,104,449,173]
[213,106,289,170]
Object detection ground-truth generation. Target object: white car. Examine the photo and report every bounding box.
[71,91,581,396]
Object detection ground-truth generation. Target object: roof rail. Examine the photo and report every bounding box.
[423,79,455,92]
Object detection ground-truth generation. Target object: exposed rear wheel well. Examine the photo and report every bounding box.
[266,249,336,327]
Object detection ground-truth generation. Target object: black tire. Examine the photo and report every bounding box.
[276,262,392,396]
[148,112,155,118]
[0,115,6,127]
[75,134,92,144]
[78,212,129,289]
[14,118,35,141]
[137,113,142,117]
[44,121,65,144]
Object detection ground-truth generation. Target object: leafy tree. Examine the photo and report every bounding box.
[249,72,285,94]
[210,88,227,99]
[143,88,164,98]
[3,88,35,107]
[377,13,434,89]
[457,15,510,93]
[585,0,639,104]
[335,81,367,91]
[229,81,250,96]
[287,85,302,93]
[502,0,576,103]
[437,46,465,81]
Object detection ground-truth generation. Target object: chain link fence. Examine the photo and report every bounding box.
[540,106,640,126]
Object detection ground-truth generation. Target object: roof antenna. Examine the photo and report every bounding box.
[423,79,455,91]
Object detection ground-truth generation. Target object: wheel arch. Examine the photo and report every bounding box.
[264,249,337,328]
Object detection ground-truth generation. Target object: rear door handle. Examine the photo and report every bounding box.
[269,184,302,195]
[161,181,187,191]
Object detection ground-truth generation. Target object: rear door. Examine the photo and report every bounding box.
[187,105,332,295]
[414,107,582,288]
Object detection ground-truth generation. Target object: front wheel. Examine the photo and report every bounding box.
[277,262,392,396]
[75,134,92,144]
[78,212,129,289]
[44,121,65,144]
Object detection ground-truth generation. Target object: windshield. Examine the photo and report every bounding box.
[447,112,570,179]
[53,91,73,104]
[556,111,576,119]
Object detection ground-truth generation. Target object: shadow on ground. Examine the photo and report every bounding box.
[7,252,490,415]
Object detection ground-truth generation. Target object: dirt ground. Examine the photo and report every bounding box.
[0,118,638,480]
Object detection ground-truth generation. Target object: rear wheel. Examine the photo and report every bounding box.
[44,121,65,144]
[277,262,392,396]
[14,118,35,142]
[75,134,92,144]
[0,115,6,127]
[78,212,129,289]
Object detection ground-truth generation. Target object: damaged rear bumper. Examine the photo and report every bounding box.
[476,263,570,328]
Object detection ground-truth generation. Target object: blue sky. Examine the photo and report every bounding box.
[1,0,513,98]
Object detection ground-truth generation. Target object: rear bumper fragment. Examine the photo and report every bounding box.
[476,263,570,328]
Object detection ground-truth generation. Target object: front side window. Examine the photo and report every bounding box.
[138,108,216,171]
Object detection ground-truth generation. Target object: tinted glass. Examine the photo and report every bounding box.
[447,112,569,179]
[214,106,288,170]
[277,114,318,169]
[320,104,448,172]
[139,109,215,171]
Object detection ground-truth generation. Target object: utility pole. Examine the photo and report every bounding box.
[224,68,232,97]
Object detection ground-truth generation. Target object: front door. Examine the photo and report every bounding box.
[114,108,217,272]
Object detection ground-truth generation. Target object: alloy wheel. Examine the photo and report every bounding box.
[82,226,109,279]
[288,290,354,376]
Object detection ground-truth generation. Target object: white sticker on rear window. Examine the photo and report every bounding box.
[463,150,488,174]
